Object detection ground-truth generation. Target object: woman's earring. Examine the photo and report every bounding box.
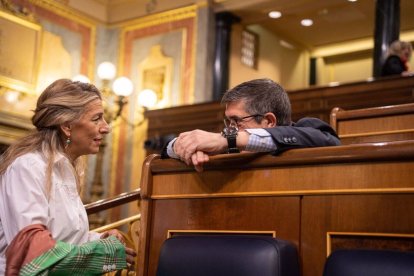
[65,137,71,149]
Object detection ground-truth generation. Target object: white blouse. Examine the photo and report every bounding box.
[0,151,100,274]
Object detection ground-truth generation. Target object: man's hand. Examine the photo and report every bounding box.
[173,129,227,165]
[191,151,210,172]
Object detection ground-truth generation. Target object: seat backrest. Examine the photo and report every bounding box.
[156,235,300,276]
[323,249,414,276]
[329,103,414,145]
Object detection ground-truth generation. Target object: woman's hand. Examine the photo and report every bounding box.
[101,230,137,268]
[125,246,137,267]
[100,229,125,244]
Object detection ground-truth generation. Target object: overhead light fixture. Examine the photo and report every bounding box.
[348,0,358,2]
[268,11,282,19]
[301,19,313,27]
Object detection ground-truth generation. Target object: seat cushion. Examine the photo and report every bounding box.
[323,249,414,276]
[156,235,299,276]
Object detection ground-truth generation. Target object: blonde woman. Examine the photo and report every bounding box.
[382,40,413,76]
[0,79,135,275]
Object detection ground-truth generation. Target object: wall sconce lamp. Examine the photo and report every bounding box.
[96,61,158,126]
[97,62,134,124]
[74,62,158,127]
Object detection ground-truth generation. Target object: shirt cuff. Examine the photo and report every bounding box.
[244,129,277,152]
[166,138,180,159]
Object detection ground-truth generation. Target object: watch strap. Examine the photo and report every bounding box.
[226,134,240,153]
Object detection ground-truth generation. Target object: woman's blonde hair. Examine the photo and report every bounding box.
[0,79,102,196]
[388,40,413,58]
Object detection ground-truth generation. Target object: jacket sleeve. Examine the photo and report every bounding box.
[19,236,127,276]
[160,136,177,159]
[265,117,341,154]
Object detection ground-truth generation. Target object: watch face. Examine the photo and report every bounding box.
[223,125,238,136]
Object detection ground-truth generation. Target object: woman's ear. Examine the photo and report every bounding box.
[263,113,277,127]
[60,123,71,137]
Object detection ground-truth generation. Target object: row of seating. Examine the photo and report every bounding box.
[154,102,414,275]
[156,235,414,276]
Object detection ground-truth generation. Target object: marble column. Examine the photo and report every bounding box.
[373,0,400,77]
[213,12,240,101]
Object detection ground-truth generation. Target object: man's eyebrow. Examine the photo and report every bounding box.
[225,115,241,119]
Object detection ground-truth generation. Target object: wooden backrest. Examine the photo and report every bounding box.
[138,141,414,276]
[330,103,414,144]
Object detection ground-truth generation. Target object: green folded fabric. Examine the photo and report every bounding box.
[20,236,127,276]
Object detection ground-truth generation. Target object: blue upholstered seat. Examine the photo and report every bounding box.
[156,235,300,276]
[323,249,414,276]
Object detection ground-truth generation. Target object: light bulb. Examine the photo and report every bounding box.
[97,62,116,80]
[72,74,90,83]
[301,19,313,27]
[268,11,282,19]
[112,77,134,97]
[138,89,157,108]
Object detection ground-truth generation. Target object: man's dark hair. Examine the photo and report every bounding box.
[221,78,292,125]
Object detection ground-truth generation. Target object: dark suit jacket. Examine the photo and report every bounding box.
[266,117,340,155]
[161,117,340,158]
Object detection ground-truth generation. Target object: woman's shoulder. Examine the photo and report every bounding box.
[10,152,47,170]
[385,55,401,62]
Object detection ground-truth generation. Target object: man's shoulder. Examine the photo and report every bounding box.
[294,117,329,127]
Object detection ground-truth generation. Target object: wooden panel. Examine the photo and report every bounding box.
[138,140,414,276]
[301,194,414,276]
[146,197,300,276]
[144,101,224,154]
[337,113,414,134]
[330,103,414,144]
[328,232,414,254]
[145,101,224,138]
[150,161,413,198]
[289,75,414,122]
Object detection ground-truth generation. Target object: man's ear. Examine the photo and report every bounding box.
[263,113,277,127]
[60,122,71,137]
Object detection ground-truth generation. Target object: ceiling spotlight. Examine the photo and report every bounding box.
[268,11,282,19]
[301,19,313,27]
[348,0,358,2]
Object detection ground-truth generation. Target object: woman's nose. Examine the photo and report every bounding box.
[100,120,111,134]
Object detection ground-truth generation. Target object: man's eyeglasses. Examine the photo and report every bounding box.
[224,114,264,127]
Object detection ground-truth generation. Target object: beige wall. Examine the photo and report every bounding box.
[316,51,372,85]
[230,26,414,89]
[313,30,414,86]
[229,24,308,90]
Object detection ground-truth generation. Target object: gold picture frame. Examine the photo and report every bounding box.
[0,10,42,94]
[167,229,276,239]
[326,231,414,256]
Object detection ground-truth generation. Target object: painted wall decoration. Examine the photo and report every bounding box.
[0,10,41,94]
[109,5,198,220]
[10,0,96,93]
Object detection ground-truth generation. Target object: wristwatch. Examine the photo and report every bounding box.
[222,124,240,153]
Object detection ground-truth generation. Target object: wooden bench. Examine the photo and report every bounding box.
[144,75,414,154]
[330,103,414,144]
[138,140,414,276]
